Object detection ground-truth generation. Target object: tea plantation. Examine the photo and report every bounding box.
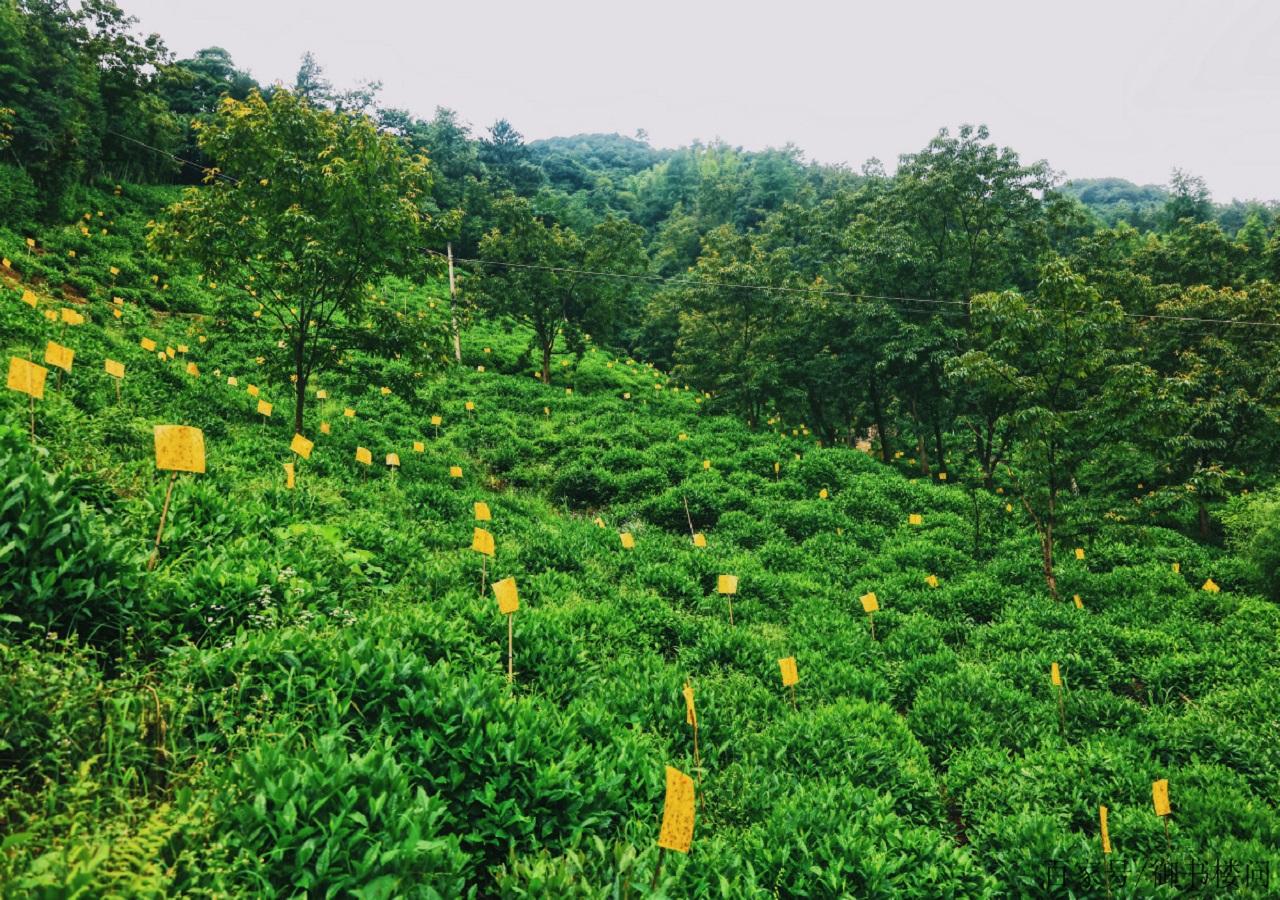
[2,184,1278,897]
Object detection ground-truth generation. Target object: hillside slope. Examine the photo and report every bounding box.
[2,184,1279,898]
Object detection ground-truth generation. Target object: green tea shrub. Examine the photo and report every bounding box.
[1221,487,1280,600]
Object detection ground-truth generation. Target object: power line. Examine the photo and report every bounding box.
[106,129,240,185]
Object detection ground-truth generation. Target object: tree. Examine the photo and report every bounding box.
[949,258,1124,599]
[479,119,543,195]
[1160,168,1213,229]
[151,88,436,434]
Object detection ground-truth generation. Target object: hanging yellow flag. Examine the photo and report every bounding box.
[493,576,519,614]
[484,347,491,353]
[683,682,696,727]
[247,384,259,397]
[140,337,157,352]
[320,422,331,435]
[290,433,313,459]
[104,359,124,379]
[44,341,74,372]
[1075,548,1085,561]
[60,307,84,325]
[657,766,695,854]
[344,407,355,418]
[386,453,400,467]
[860,591,879,613]
[465,401,475,411]
[355,446,372,465]
[186,362,200,377]
[1152,779,1170,817]
[925,575,939,589]
[620,532,636,549]
[413,440,425,453]
[154,425,206,473]
[21,289,37,308]
[692,533,707,548]
[7,357,47,399]
[284,461,295,489]
[471,527,495,556]
[257,399,272,417]
[475,502,492,521]
[1202,578,1220,593]
[717,574,738,595]
[778,656,798,686]
[477,365,485,372]
[1099,805,1111,855]
[449,465,463,478]
[908,514,923,526]
[1073,594,1083,609]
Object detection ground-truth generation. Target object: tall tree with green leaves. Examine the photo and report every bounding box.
[151,88,436,434]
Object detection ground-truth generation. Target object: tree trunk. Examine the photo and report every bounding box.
[1040,524,1059,601]
[1198,501,1210,541]
[293,340,307,434]
[932,420,946,476]
[541,342,551,385]
[869,375,891,463]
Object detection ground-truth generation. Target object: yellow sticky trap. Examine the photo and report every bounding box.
[925,575,939,589]
[198,335,207,343]
[1073,594,1083,609]
[25,238,34,248]
[593,516,605,528]
[21,289,37,308]
[380,386,391,395]
[775,654,801,688]
[165,347,175,359]
[344,407,355,418]
[1099,805,1111,855]
[908,514,923,526]
[773,462,780,475]
[493,576,519,614]
[657,766,695,854]
[257,399,272,417]
[227,376,238,387]
[290,433,313,459]
[894,451,904,459]
[692,533,707,548]
[355,446,372,465]
[683,682,696,727]
[565,388,573,395]
[484,347,491,354]
[474,502,492,521]
[717,574,738,595]
[1005,503,1014,513]
[620,532,635,549]
[284,461,295,489]
[1152,779,1170,817]
[104,359,124,379]
[430,415,442,426]
[177,344,188,354]
[43,309,56,322]
[186,362,199,377]
[154,425,206,473]
[702,459,711,470]
[44,341,74,372]
[678,432,688,441]
[316,389,328,399]
[320,422,331,435]
[386,453,400,467]
[413,441,424,453]
[449,466,463,478]
[7,357,48,399]
[247,384,259,397]
[819,488,829,500]
[1051,662,1062,686]
[543,407,550,416]
[860,591,879,613]
[465,401,475,412]
[60,308,84,325]
[1172,562,1181,574]
[140,337,157,352]
[112,308,122,319]
[938,472,947,481]
[476,365,485,372]
[472,527,495,556]
[157,351,166,362]
[1075,548,1085,561]
[1201,578,1219,593]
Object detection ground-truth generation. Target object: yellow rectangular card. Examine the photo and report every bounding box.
[355,446,372,465]
[1051,662,1062,686]
[386,453,400,467]
[692,533,706,548]
[431,415,442,426]
[449,466,462,478]
[154,425,206,473]
[1153,779,1170,817]
[228,376,238,386]
[186,362,200,377]
[493,576,519,614]
[344,407,355,418]
[7,357,47,399]
[44,341,74,372]
[717,574,738,595]
[316,389,328,399]
[475,502,492,521]
[471,527,495,556]
[177,344,189,354]
[284,461,295,489]
[620,532,635,549]
[140,337,157,352]
[104,359,124,379]
[60,307,84,325]
[657,766,695,854]
[21,289,37,308]
[1099,805,1111,855]
[683,682,696,727]
[778,656,798,686]
[257,399,272,417]
[247,384,259,397]
[1075,548,1085,560]
[465,401,475,411]
[413,441,425,453]
[320,421,331,435]
[290,433,313,459]
[860,591,879,613]
[908,514,923,526]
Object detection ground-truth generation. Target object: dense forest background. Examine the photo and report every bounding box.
[3,0,1278,571]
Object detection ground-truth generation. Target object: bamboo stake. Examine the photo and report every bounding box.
[29,395,35,444]
[506,612,514,683]
[682,493,696,539]
[649,847,666,893]
[148,472,179,571]
[1056,683,1066,735]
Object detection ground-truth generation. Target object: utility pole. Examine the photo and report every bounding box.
[447,242,462,364]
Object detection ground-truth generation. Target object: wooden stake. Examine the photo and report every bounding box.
[727,595,734,627]
[1056,683,1066,735]
[1102,856,1112,899]
[506,612,514,683]
[480,553,488,597]
[868,610,876,641]
[148,472,179,571]
[649,847,666,893]
[789,683,797,710]
[114,379,121,403]
[681,493,696,539]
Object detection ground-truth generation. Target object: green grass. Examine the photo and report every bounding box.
[1,182,1278,898]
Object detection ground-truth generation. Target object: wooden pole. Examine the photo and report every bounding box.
[727,595,734,627]
[148,472,179,571]
[447,243,462,364]
[115,379,121,403]
[682,493,696,539]
[789,683,797,710]
[480,553,488,597]
[1102,856,1112,899]
[868,611,876,641]
[649,847,666,893]
[506,612,514,683]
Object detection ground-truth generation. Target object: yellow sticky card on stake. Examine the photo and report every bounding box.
[1099,805,1111,855]
[165,347,175,359]
[1073,594,1083,609]
[247,384,259,397]
[717,574,738,595]
[320,422,331,435]
[819,488,829,500]
[104,359,124,379]
[449,465,463,478]
[380,386,391,395]
[153,425,206,473]
[1006,503,1014,513]
[925,575,939,589]
[620,532,635,549]
[290,433,313,459]
[344,407,355,418]
[465,401,475,412]
[623,392,631,400]
[284,461,295,489]
[908,513,923,526]
[430,415,442,426]
[355,446,372,465]
[1152,779,1170,817]
[657,766,695,854]
[692,533,707,548]
[471,527,495,556]
[316,389,328,399]
[702,459,711,470]
[177,344,188,354]
[1051,662,1062,686]
[1202,578,1219,593]
[43,309,57,322]
[413,441,424,453]
[257,399,272,417]
[1075,548,1085,561]
[678,432,687,441]
[860,591,879,613]
[778,656,798,686]
[227,376,238,387]
[7,357,47,399]
[44,341,74,372]
[683,682,696,727]
[493,576,519,614]
[21,289,37,308]
[186,362,200,377]
[386,453,400,467]
[140,337,157,352]
[1172,562,1181,574]
[475,502,492,521]
[938,472,947,481]
[60,308,84,325]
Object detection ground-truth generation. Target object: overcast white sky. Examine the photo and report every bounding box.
[121,0,1280,201]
